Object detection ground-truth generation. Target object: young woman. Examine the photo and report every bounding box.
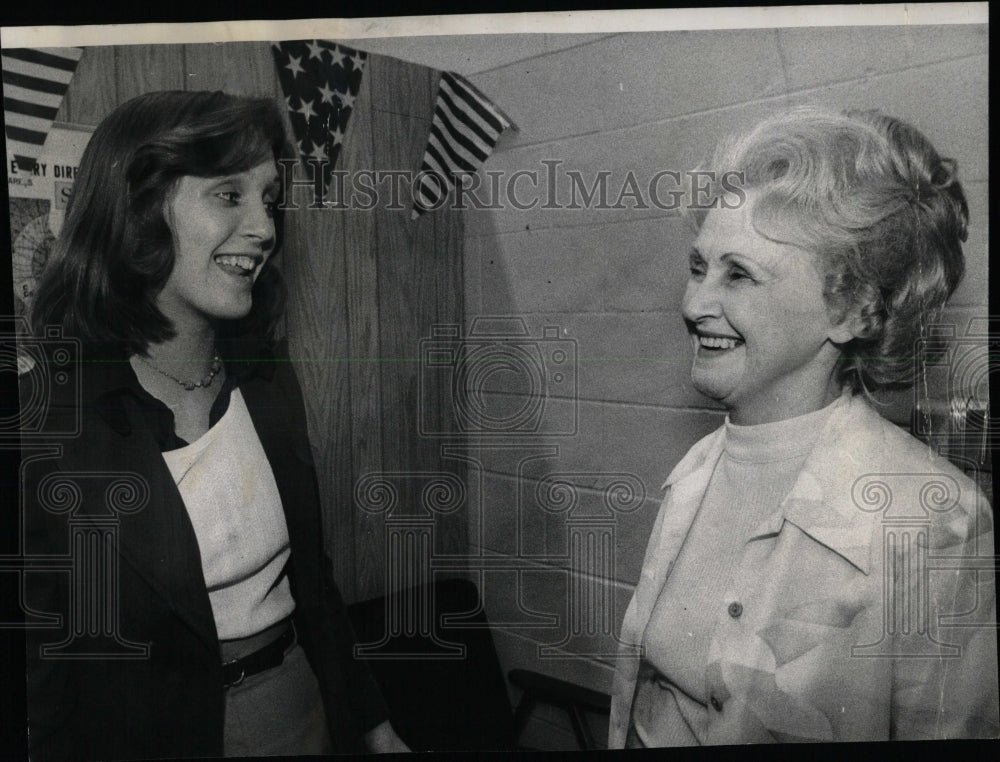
[22,90,408,759]
[609,107,997,745]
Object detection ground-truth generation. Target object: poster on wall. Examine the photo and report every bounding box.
[7,123,93,324]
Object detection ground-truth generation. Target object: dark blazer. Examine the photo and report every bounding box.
[21,340,387,760]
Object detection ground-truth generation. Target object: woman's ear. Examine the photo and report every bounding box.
[828,302,872,345]
[160,185,175,231]
[826,280,883,345]
[830,304,878,344]
[830,317,862,344]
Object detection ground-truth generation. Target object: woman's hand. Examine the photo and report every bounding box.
[364,720,411,753]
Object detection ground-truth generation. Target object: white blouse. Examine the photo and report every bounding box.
[162,388,296,640]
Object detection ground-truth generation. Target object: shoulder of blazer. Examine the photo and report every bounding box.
[862,399,990,537]
[238,340,313,448]
[785,395,992,570]
[18,347,141,468]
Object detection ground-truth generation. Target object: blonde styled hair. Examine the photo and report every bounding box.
[695,106,968,393]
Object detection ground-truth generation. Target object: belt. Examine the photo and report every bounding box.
[221,622,295,688]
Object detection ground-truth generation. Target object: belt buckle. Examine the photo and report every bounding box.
[223,659,246,688]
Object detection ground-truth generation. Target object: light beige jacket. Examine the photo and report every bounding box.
[609,394,998,745]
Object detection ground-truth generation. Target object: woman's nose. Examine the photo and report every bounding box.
[242,201,275,249]
[681,276,723,322]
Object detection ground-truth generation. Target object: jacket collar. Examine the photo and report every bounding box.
[662,424,726,490]
[775,394,889,574]
[663,394,885,575]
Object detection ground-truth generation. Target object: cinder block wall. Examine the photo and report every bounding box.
[460,26,988,749]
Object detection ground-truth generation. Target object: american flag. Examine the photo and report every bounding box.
[2,47,84,173]
[413,72,513,218]
[271,40,366,192]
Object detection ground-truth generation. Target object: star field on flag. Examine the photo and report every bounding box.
[271,40,366,191]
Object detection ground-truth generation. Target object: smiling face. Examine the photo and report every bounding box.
[681,194,855,424]
[156,159,280,333]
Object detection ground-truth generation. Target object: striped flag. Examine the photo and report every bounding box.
[2,47,84,173]
[413,72,513,218]
[271,40,366,193]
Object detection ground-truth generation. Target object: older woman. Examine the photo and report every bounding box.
[609,107,997,746]
[22,90,407,759]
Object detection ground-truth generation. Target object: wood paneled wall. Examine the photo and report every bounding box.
[55,42,466,603]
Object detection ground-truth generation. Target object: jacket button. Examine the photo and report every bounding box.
[727,601,743,618]
[710,695,723,711]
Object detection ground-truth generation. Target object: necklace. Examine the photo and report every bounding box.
[136,352,223,391]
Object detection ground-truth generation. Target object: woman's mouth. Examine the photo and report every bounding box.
[696,333,743,351]
[213,254,262,278]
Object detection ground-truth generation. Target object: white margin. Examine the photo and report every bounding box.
[0,4,989,50]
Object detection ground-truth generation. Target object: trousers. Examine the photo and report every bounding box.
[223,634,333,756]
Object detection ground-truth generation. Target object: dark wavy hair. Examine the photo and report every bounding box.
[692,106,968,394]
[30,90,291,358]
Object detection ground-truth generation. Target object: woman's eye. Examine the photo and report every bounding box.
[727,268,752,283]
[264,200,277,216]
[216,191,241,203]
[688,259,706,277]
